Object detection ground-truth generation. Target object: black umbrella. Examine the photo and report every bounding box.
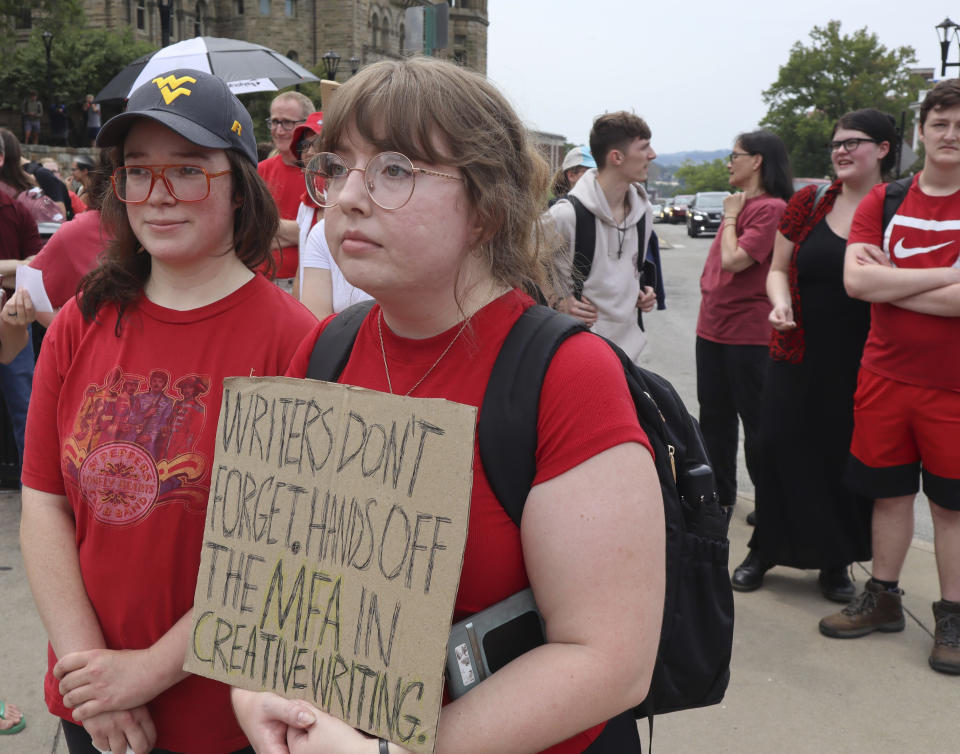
[95,36,320,102]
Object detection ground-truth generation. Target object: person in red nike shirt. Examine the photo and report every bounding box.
[820,79,960,676]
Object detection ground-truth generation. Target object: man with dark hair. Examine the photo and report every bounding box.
[820,79,960,675]
[258,91,316,291]
[547,111,658,362]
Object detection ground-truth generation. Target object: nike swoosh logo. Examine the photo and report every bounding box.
[892,238,954,258]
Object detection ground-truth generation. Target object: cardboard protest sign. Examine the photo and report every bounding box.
[184,377,476,754]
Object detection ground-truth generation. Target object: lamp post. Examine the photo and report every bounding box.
[349,56,361,76]
[41,30,53,113]
[936,17,960,77]
[322,50,341,81]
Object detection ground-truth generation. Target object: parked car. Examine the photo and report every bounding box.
[793,177,830,192]
[665,194,694,224]
[686,191,729,237]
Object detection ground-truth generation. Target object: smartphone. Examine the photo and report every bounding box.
[445,588,546,699]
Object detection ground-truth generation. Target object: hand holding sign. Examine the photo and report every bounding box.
[187,377,475,754]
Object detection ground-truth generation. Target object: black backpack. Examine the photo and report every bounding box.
[882,175,911,231]
[306,302,735,723]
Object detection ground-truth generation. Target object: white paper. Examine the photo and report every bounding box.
[14,265,54,313]
[94,746,135,754]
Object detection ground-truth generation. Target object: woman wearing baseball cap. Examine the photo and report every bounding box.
[19,70,316,754]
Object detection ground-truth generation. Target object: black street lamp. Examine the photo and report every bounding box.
[936,17,960,77]
[41,30,54,111]
[349,56,361,76]
[322,50,341,80]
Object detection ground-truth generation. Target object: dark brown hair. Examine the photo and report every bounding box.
[920,78,960,126]
[79,141,278,333]
[0,128,36,193]
[834,108,898,176]
[320,57,550,295]
[589,112,651,170]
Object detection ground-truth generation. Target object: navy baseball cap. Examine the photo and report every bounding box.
[97,69,258,166]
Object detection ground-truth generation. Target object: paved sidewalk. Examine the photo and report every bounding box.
[1,489,956,753]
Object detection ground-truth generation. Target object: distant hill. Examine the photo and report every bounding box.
[656,150,727,167]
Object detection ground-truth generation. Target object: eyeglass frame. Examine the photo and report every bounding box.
[305,151,464,211]
[727,151,753,162]
[827,137,881,153]
[265,117,307,132]
[111,164,232,204]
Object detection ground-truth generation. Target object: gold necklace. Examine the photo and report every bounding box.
[377,309,471,396]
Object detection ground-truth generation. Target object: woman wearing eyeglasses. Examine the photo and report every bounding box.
[19,70,316,754]
[232,57,664,754]
[696,130,792,527]
[732,109,897,598]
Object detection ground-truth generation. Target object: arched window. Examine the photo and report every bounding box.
[371,13,379,48]
[380,11,390,47]
[194,1,205,35]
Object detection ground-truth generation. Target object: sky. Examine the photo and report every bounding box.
[486,0,953,155]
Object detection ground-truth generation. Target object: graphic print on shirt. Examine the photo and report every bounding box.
[63,367,211,526]
[884,215,960,268]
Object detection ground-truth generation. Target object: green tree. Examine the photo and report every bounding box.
[761,20,924,178]
[675,158,730,192]
[0,3,154,112]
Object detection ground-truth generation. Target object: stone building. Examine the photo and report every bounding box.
[79,0,488,74]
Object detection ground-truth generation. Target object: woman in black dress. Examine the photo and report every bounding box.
[731,109,898,600]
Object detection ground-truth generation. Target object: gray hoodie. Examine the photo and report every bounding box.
[547,168,653,361]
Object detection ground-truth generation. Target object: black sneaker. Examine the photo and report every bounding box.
[819,566,856,603]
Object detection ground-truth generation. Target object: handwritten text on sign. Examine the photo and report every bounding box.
[184,377,476,754]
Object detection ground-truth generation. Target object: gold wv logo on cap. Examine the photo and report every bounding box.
[152,74,197,105]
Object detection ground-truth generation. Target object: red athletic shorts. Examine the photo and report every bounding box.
[846,369,960,510]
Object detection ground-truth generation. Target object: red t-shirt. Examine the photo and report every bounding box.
[286,290,652,754]
[848,175,960,391]
[0,188,42,261]
[697,194,787,345]
[29,209,109,308]
[22,275,317,754]
[258,153,303,278]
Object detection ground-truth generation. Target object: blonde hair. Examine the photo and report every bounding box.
[272,91,316,120]
[319,56,551,295]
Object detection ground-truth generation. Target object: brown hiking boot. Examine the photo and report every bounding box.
[930,600,960,675]
[819,579,905,638]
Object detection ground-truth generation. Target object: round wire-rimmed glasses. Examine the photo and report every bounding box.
[305,151,463,210]
[111,164,231,204]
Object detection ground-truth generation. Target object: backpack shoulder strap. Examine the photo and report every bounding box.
[305,300,377,382]
[565,195,596,301]
[478,306,587,525]
[811,181,830,216]
[882,176,912,232]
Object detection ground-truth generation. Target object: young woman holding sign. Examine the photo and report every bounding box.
[19,70,315,754]
[231,57,665,754]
